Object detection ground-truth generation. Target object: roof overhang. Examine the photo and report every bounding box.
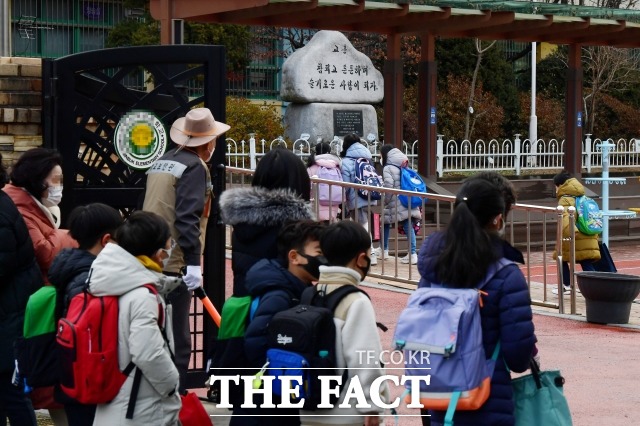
[150,0,640,47]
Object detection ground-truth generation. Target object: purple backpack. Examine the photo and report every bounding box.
[317,165,343,206]
[393,258,513,423]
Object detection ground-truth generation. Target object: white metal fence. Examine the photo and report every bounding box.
[226,134,640,176]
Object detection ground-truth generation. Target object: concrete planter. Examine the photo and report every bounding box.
[576,271,640,324]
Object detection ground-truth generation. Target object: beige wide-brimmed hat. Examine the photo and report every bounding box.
[170,108,230,147]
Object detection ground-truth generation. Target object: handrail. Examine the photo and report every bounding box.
[223,165,565,312]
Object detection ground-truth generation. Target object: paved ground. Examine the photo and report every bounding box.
[35,243,640,425]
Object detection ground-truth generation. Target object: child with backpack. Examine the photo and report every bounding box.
[374,145,423,264]
[413,177,537,426]
[46,203,123,426]
[86,211,183,425]
[553,171,601,295]
[299,220,388,425]
[227,220,326,425]
[307,142,343,222]
[340,134,381,266]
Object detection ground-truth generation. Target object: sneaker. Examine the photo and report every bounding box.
[369,252,378,266]
[551,286,571,295]
[372,247,389,259]
[400,253,418,265]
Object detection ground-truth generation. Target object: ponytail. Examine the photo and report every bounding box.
[436,179,505,287]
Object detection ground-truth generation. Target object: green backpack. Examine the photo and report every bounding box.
[15,286,60,388]
[207,295,260,402]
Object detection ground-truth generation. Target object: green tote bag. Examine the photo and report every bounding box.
[512,360,573,426]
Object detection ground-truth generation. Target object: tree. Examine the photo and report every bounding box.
[225,97,285,143]
[582,46,640,134]
[106,1,252,74]
[437,39,521,137]
[438,74,504,141]
[465,40,497,140]
[593,93,640,137]
[517,92,565,140]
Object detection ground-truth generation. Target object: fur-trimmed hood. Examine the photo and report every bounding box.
[219,186,314,227]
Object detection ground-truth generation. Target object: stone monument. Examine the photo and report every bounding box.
[281,31,384,144]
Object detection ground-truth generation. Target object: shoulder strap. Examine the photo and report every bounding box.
[300,285,317,305]
[477,258,514,291]
[325,285,369,313]
[125,283,166,420]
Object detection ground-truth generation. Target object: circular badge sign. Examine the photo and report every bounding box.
[114,111,167,170]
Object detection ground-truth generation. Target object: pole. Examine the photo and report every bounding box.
[0,0,10,57]
[529,42,538,167]
[601,142,613,246]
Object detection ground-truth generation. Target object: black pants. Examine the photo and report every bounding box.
[166,282,193,393]
[0,372,36,426]
[64,401,96,426]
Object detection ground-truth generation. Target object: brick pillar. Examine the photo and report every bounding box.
[0,57,43,164]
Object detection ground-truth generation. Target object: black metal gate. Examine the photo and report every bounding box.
[42,45,227,388]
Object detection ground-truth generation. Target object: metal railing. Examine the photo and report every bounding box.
[225,134,640,177]
[223,165,565,312]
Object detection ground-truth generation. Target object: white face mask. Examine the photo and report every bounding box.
[205,145,215,162]
[497,217,506,237]
[45,185,63,206]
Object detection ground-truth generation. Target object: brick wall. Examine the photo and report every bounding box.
[0,57,43,168]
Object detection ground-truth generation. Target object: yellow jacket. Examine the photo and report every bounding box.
[553,178,601,262]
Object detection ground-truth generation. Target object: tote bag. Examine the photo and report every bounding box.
[179,392,211,426]
[512,361,572,426]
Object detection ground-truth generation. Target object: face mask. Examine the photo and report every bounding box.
[205,145,215,162]
[358,255,371,281]
[160,240,175,268]
[298,253,328,280]
[497,219,506,238]
[45,185,63,206]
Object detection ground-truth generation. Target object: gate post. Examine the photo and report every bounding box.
[436,134,444,177]
[514,134,521,176]
[585,133,592,173]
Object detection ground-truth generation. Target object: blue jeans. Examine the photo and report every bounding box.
[383,220,416,254]
[562,260,597,287]
[0,372,36,426]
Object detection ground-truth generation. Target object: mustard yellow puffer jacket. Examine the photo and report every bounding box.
[553,178,601,262]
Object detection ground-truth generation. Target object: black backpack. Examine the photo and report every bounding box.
[264,285,368,410]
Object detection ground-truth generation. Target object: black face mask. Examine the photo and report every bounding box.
[298,253,328,280]
[358,255,371,281]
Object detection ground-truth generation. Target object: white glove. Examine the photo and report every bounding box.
[183,265,202,290]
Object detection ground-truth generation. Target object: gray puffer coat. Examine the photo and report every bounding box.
[382,148,421,224]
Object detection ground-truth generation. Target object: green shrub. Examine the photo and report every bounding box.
[225,97,285,143]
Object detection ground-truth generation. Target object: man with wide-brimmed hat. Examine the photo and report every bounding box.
[143,107,229,393]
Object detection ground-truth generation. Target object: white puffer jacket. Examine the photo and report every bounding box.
[89,243,182,426]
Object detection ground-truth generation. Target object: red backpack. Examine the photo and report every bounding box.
[56,284,163,411]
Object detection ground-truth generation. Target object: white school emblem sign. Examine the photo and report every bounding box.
[114,111,168,170]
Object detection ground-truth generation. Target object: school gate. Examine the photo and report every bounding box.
[42,45,227,389]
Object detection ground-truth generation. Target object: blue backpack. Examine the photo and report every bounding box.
[398,167,427,209]
[574,195,603,235]
[353,157,383,201]
[393,258,513,424]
